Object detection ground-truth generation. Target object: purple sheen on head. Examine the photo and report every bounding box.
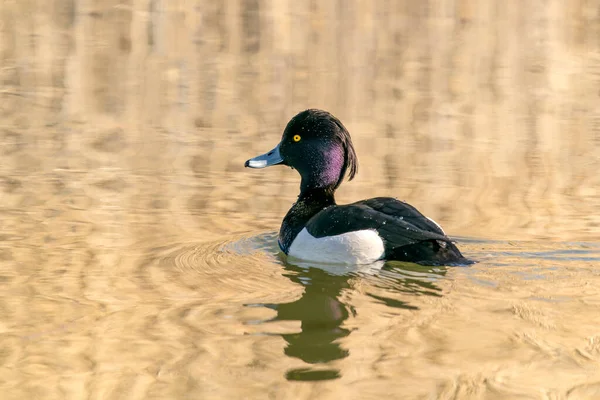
[321,146,345,186]
[301,142,346,191]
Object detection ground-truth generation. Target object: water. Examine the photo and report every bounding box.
[2,0,600,398]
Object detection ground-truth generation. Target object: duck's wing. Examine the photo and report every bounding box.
[355,197,447,236]
[305,197,468,265]
[305,198,448,246]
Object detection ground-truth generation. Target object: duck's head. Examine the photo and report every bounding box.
[245,109,358,192]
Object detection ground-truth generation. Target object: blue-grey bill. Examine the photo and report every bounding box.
[244,144,283,168]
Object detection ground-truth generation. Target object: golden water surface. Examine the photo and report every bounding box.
[2,0,600,398]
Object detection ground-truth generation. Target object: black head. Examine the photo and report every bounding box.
[245,109,358,192]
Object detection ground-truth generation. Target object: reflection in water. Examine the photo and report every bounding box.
[252,252,448,381]
[273,262,353,380]
[371,262,447,301]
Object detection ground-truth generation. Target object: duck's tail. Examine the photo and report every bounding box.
[389,239,475,267]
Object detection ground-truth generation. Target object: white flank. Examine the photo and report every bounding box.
[288,228,385,265]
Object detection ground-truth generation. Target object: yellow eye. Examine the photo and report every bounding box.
[293,135,301,142]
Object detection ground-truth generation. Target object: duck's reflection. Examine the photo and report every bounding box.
[275,262,353,364]
[257,257,447,381]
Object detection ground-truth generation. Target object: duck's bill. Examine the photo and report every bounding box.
[244,144,284,168]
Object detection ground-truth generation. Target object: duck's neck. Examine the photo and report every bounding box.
[278,187,336,253]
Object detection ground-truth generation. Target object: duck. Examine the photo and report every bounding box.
[244,109,471,266]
